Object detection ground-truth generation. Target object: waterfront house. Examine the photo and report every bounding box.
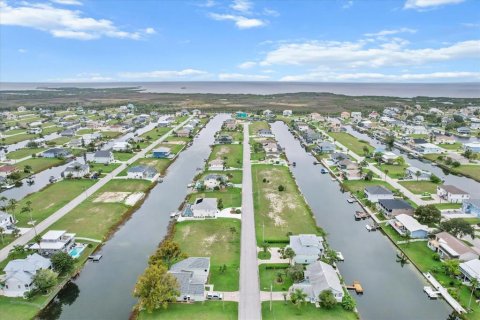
[235,111,248,119]
[295,122,310,132]
[405,166,432,181]
[328,118,342,132]
[457,127,471,135]
[462,199,480,217]
[381,152,399,164]
[340,112,350,119]
[463,142,480,153]
[93,150,114,164]
[62,162,90,178]
[405,125,428,135]
[60,129,76,137]
[331,152,348,164]
[416,143,443,154]
[378,199,414,218]
[369,111,379,119]
[364,185,394,203]
[436,135,456,144]
[428,232,479,261]
[112,142,130,152]
[314,141,335,154]
[309,113,324,122]
[263,141,280,157]
[202,174,227,189]
[30,230,76,256]
[175,128,192,138]
[169,257,210,302]
[390,214,428,239]
[17,106,26,112]
[338,159,357,170]
[224,119,237,130]
[283,110,292,117]
[27,127,42,134]
[152,147,171,159]
[0,165,18,178]
[436,185,470,203]
[351,112,362,122]
[209,159,224,171]
[157,119,172,127]
[182,198,218,218]
[127,165,158,179]
[287,234,324,265]
[192,109,202,116]
[257,129,274,138]
[460,259,480,287]
[216,134,233,144]
[1,253,51,297]
[0,212,14,230]
[359,120,373,128]
[302,129,322,144]
[290,261,343,304]
[42,148,71,159]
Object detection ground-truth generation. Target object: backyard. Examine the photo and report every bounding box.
[138,302,238,320]
[209,144,243,169]
[399,181,438,194]
[6,148,46,160]
[328,132,374,156]
[187,188,242,208]
[262,302,358,320]
[259,263,293,292]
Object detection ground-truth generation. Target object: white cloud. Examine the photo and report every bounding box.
[18,48,27,53]
[118,69,207,79]
[51,73,113,82]
[238,61,257,69]
[218,73,270,80]
[404,0,464,10]
[144,27,156,34]
[198,0,216,7]
[231,0,252,13]
[51,0,82,5]
[280,71,480,82]
[342,1,354,9]
[263,8,279,17]
[364,27,417,37]
[0,1,153,40]
[209,13,266,29]
[462,22,480,28]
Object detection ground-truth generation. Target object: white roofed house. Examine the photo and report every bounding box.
[112,141,130,152]
[283,110,292,116]
[381,152,399,164]
[287,234,324,265]
[62,162,90,178]
[436,185,470,203]
[1,253,51,297]
[416,143,443,154]
[290,261,344,303]
[202,174,227,190]
[405,166,432,181]
[127,165,158,179]
[30,230,76,257]
[168,257,210,302]
[460,259,480,287]
[182,198,218,219]
[390,214,429,239]
[351,112,362,123]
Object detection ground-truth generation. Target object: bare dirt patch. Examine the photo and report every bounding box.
[124,192,145,206]
[94,192,130,203]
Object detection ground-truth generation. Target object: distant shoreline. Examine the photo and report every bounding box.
[1,81,479,98]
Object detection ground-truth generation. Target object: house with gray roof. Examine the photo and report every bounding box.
[42,148,72,158]
[1,253,51,297]
[436,185,470,203]
[364,185,394,203]
[94,150,114,164]
[62,162,90,178]
[378,199,414,218]
[290,261,344,303]
[127,165,158,179]
[202,174,227,190]
[169,257,210,302]
[182,198,218,219]
[287,234,324,265]
[314,141,335,154]
[428,232,479,262]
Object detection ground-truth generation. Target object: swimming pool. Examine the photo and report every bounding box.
[68,245,86,259]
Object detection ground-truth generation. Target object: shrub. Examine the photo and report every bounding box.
[278,185,285,192]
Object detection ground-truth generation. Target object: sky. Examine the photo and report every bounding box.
[0,0,479,82]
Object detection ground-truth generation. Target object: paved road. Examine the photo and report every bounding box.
[238,123,261,320]
[0,117,192,262]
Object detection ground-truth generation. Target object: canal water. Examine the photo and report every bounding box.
[344,126,480,198]
[38,114,228,320]
[271,121,452,320]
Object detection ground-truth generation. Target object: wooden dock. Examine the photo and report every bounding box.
[346,281,364,294]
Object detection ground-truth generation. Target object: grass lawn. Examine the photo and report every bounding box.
[76,128,96,135]
[187,188,242,208]
[174,219,241,291]
[48,136,72,145]
[381,224,408,243]
[259,263,292,291]
[6,147,46,159]
[451,165,480,182]
[113,151,135,161]
[342,179,396,195]
[100,131,122,138]
[154,142,184,155]
[249,121,270,136]
[199,170,243,184]
[398,181,438,194]
[5,128,26,135]
[328,132,374,156]
[89,162,121,174]
[42,126,62,135]
[14,157,66,179]
[125,158,171,176]
[262,302,358,320]
[209,144,243,169]
[434,203,462,210]
[138,302,238,320]
[252,164,319,244]
[377,163,408,179]
[438,142,462,150]
[2,133,36,145]
[140,127,171,140]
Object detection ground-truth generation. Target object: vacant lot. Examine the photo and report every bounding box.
[399,181,437,194]
[262,302,357,320]
[343,179,396,196]
[187,188,242,208]
[3,133,36,145]
[113,151,135,161]
[14,157,66,179]
[209,144,243,169]
[329,132,374,156]
[377,163,408,179]
[174,219,241,291]
[252,164,319,243]
[6,148,46,159]
[138,302,238,320]
[249,121,270,136]
[140,126,171,140]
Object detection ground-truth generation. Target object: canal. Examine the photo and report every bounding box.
[271,121,452,320]
[38,114,228,320]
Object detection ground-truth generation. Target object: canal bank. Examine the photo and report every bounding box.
[271,121,452,320]
[38,114,228,320]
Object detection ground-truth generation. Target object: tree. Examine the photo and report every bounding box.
[319,290,337,309]
[415,170,421,181]
[24,165,33,174]
[290,288,307,310]
[149,240,185,268]
[133,263,180,313]
[443,259,460,277]
[463,149,473,160]
[430,174,441,184]
[51,251,75,275]
[362,145,369,156]
[414,205,441,224]
[278,185,285,192]
[364,171,373,181]
[217,198,224,210]
[8,245,27,259]
[286,264,304,283]
[385,135,395,150]
[0,227,4,244]
[7,198,18,224]
[284,247,296,264]
[468,277,479,311]
[33,269,57,294]
[261,241,270,253]
[440,218,475,238]
[341,294,356,311]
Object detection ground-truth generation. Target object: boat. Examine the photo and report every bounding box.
[365,224,372,231]
[423,286,439,299]
[320,168,328,174]
[49,176,57,183]
[292,162,296,167]
[347,198,357,204]
[336,251,344,261]
[1,184,15,190]
[157,178,163,183]
[88,254,103,262]
[170,211,178,218]
[354,211,368,220]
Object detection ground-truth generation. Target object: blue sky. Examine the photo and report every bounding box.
[0,0,479,82]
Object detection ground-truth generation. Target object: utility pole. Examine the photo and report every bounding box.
[270,283,273,312]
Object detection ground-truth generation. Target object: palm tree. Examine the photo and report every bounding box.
[0,227,4,244]
[21,200,36,236]
[284,247,296,264]
[384,169,389,181]
[8,245,26,258]
[415,170,421,181]
[468,277,479,311]
[290,288,308,310]
[7,198,18,223]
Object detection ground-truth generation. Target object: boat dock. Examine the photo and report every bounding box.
[346,281,364,295]
[424,273,466,313]
[354,211,369,220]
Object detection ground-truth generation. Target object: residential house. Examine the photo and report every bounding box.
[436,135,456,144]
[359,120,373,128]
[437,185,470,203]
[216,134,233,144]
[152,147,171,159]
[27,127,42,134]
[263,109,273,118]
[381,152,399,164]
[0,165,18,178]
[202,174,227,189]
[314,141,335,154]
[224,119,237,130]
[340,112,350,119]
[390,214,428,239]
[235,111,248,119]
[378,199,414,218]
[405,125,428,135]
[257,129,274,138]
[460,259,480,286]
[209,159,224,171]
[17,106,26,112]
[28,121,42,128]
[176,128,191,138]
[287,234,324,265]
[309,113,324,122]
[93,150,114,164]
[462,199,480,217]
[302,129,321,144]
[364,185,394,203]
[1,254,51,297]
[60,129,76,137]
[331,152,348,164]
[158,119,172,127]
[328,118,342,132]
[0,212,14,230]
[457,127,471,135]
[428,232,479,261]
[42,148,71,158]
[127,165,158,179]
[112,142,130,152]
[416,143,443,154]
[463,142,480,153]
[369,111,379,119]
[296,122,309,132]
[470,118,480,130]
[263,141,280,158]
[413,115,425,124]
[283,110,292,116]
[351,112,362,122]
[290,261,343,303]
[30,230,76,256]
[405,166,432,181]
[62,162,90,178]
[192,109,202,116]
[169,257,210,302]
[182,198,218,218]
[338,159,361,180]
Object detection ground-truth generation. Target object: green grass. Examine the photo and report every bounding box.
[377,163,408,179]
[6,148,46,159]
[14,157,66,179]
[434,203,462,210]
[249,121,270,136]
[450,165,480,182]
[398,181,438,194]
[113,151,135,161]
[328,132,374,156]
[138,302,238,320]
[188,188,242,208]
[77,128,96,135]
[342,179,396,195]
[89,162,121,174]
[140,127,171,140]
[219,130,243,143]
[252,164,319,244]
[2,133,36,145]
[209,144,243,169]
[262,302,358,320]
[42,126,62,135]
[259,264,292,291]
[381,224,407,243]
[438,142,462,150]
[174,219,241,291]
[100,131,122,138]
[48,137,72,145]
[4,129,26,135]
